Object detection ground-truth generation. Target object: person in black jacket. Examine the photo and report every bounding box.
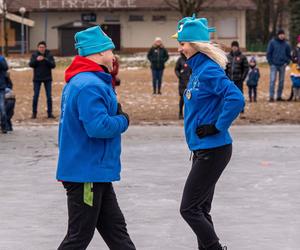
[4,72,15,131]
[288,35,300,101]
[0,55,8,133]
[175,53,192,119]
[225,41,249,113]
[225,41,249,93]
[147,37,169,94]
[29,41,56,119]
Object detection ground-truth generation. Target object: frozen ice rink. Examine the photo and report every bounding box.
[0,125,299,250]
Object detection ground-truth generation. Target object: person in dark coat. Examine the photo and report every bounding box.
[0,55,8,133]
[266,29,291,101]
[288,35,300,101]
[4,72,15,131]
[29,41,56,118]
[246,57,260,102]
[225,41,249,94]
[147,37,169,94]
[175,53,192,119]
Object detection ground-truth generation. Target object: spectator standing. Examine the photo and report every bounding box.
[4,72,15,131]
[147,37,169,95]
[175,53,192,119]
[246,57,260,102]
[225,41,249,94]
[288,35,300,101]
[266,29,291,102]
[29,41,56,118]
[0,55,8,133]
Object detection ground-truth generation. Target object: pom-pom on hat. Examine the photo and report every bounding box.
[171,14,215,43]
[75,26,115,56]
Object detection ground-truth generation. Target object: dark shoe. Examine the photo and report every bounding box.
[48,114,55,119]
[178,113,183,120]
[1,128,7,134]
[158,91,162,95]
[276,97,285,101]
[31,113,37,119]
[269,97,274,102]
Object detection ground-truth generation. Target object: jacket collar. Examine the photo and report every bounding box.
[186,52,207,71]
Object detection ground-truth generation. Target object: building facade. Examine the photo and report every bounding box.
[7,0,256,55]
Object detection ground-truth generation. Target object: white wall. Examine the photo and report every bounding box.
[28,9,247,52]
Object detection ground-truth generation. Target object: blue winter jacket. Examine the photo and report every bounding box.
[184,53,245,150]
[56,56,129,182]
[0,56,8,90]
[267,38,291,66]
[246,67,260,87]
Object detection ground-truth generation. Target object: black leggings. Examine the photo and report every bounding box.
[180,144,232,250]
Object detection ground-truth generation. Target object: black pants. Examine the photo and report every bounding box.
[180,144,232,250]
[58,182,136,250]
[179,94,184,115]
[32,80,52,115]
[247,86,257,102]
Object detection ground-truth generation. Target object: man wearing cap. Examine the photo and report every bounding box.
[267,29,291,101]
[56,26,135,250]
[147,37,169,94]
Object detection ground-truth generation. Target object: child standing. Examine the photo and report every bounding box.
[246,57,260,102]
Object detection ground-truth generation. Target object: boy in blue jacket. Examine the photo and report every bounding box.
[246,57,260,102]
[56,26,135,250]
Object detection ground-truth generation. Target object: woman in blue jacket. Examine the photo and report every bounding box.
[172,15,245,250]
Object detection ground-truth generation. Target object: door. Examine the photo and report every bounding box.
[59,28,83,56]
[101,24,121,51]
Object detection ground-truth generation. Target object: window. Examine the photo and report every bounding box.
[104,15,120,22]
[129,15,144,22]
[152,15,166,22]
[218,17,237,38]
[81,13,97,22]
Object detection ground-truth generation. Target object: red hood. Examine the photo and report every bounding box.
[65,56,104,83]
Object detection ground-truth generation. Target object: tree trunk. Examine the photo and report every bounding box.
[289,0,300,46]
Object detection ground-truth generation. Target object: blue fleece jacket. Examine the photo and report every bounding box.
[267,38,291,66]
[56,56,128,182]
[184,53,245,150]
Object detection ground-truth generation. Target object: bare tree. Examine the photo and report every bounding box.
[289,0,300,46]
[164,0,206,17]
[247,0,288,50]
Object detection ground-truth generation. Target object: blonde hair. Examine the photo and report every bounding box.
[190,42,228,69]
